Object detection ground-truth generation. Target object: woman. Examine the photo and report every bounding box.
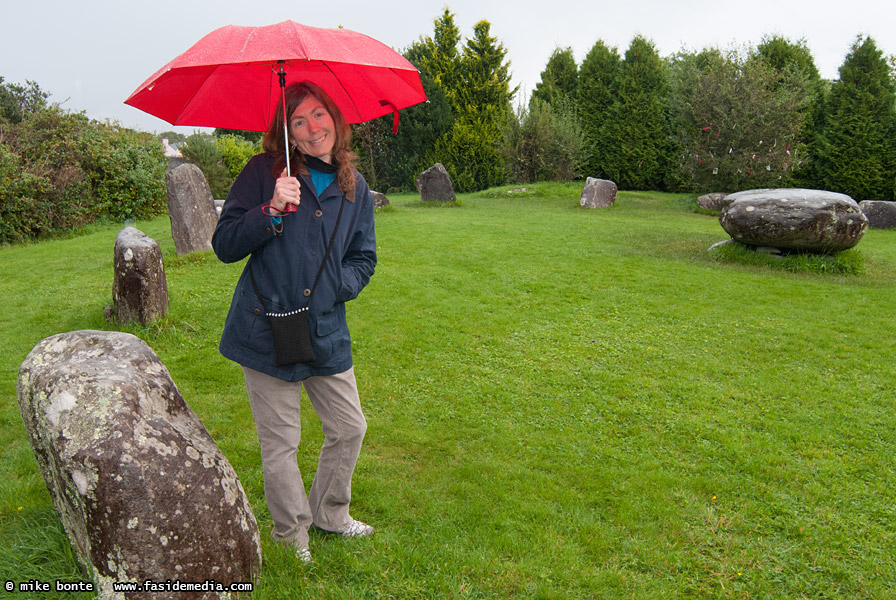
[212,81,377,563]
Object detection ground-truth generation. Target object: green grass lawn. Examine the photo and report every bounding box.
[2,184,895,599]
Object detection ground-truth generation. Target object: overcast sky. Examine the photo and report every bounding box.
[2,0,893,134]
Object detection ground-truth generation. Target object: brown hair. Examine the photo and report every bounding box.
[262,81,358,202]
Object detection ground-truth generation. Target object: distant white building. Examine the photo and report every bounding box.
[162,138,182,158]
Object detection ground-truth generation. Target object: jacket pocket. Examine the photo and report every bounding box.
[231,288,272,356]
[314,309,350,358]
[316,310,342,337]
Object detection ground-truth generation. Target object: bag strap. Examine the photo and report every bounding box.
[249,196,346,311]
[309,195,346,300]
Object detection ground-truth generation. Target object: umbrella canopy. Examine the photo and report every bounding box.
[124,20,426,132]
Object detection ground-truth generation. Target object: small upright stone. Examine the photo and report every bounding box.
[580,177,617,208]
[416,163,456,202]
[113,227,168,325]
[166,163,218,255]
[859,200,896,229]
[371,191,390,208]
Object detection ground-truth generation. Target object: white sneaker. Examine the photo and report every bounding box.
[296,546,312,563]
[338,519,374,537]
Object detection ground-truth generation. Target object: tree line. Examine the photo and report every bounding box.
[357,9,896,201]
[3,10,895,244]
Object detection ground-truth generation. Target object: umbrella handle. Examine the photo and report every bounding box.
[278,62,297,214]
[278,63,290,179]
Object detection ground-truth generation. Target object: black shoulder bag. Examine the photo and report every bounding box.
[248,197,345,366]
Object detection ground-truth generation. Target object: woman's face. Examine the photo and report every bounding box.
[289,96,336,163]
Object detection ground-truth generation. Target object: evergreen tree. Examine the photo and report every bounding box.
[817,36,896,200]
[408,12,516,192]
[459,20,515,117]
[353,45,453,192]
[576,41,620,178]
[352,14,460,192]
[531,47,579,108]
[754,35,820,83]
[416,9,463,113]
[354,11,515,192]
[448,20,515,190]
[601,36,669,190]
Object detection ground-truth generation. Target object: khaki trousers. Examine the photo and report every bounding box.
[242,366,367,548]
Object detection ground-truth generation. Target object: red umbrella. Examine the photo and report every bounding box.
[124,20,426,134]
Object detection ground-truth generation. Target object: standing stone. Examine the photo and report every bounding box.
[17,330,262,600]
[113,227,168,325]
[371,191,390,208]
[697,192,732,211]
[859,200,896,229]
[719,188,868,253]
[580,177,617,208]
[416,163,456,202]
[166,163,218,255]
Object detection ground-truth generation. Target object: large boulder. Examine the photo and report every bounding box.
[113,227,168,325]
[719,188,868,253]
[579,178,617,208]
[416,163,456,202]
[859,200,896,229]
[17,330,261,600]
[166,163,218,255]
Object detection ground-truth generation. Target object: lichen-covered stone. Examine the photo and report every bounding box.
[113,228,168,325]
[166,163,218,255]
[579,178,617,208]
[17,330,261,599]
[719,188,867,253]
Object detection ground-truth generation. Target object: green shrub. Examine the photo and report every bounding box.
[0,144,46,243]
[502,98,584,183]
[0,106,167,244]
[0,77,49,124]
[89,126,168,220]
[434,117,506,193]
[180,133,230,198]
[215,134,260,181]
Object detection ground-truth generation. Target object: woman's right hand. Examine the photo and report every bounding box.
[270,168,301,212]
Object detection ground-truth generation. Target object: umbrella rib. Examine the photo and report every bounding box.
[321,62,364,123]
[174,64,225,127]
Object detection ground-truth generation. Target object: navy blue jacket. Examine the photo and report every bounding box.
[212,153,376,381]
